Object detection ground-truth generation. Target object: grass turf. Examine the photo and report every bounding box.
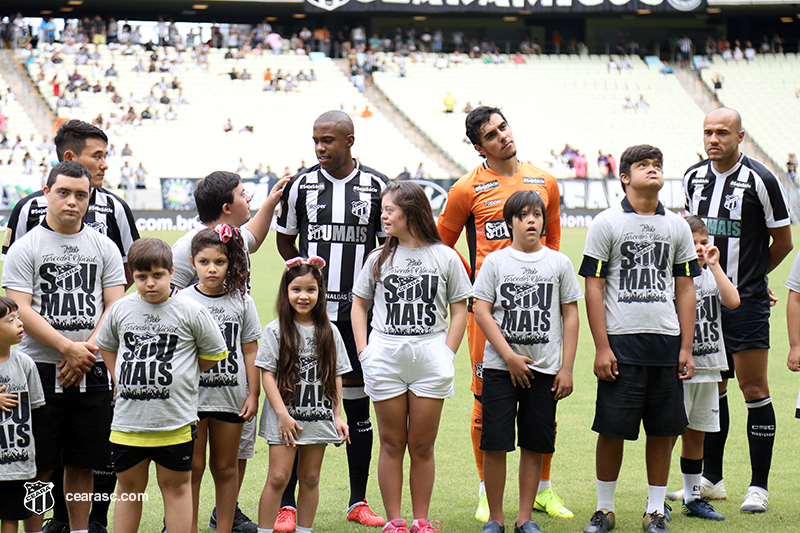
[12,227,800,532]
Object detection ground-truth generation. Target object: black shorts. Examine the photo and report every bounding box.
[0,479,34,520]
[32,389,113,471]
[721,300,770,379]
[198,411,245,424]
[111,439,195,473]
[593,364,687,440]
[480,368,556,454]
[334,320,366,381]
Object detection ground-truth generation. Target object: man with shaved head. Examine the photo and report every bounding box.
[681,107,792,513]
[275,110,388,530]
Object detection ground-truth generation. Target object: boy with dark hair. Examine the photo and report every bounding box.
[3,161,127,533]
[437,107,566,522]
[0,296,46,533]
[579,145,700,533]
[96,238,228,533]
[473,190,580,533]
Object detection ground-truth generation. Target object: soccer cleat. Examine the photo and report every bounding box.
[274,506,297,532]
[666,477,727,501]
[88,522,108,533]
[347,500,386,526]
[209,504,259,533]
[514,520,543,533]
[533,487,574,518]
[383,519,410,533]
[681,499,724,520]
[583,510,615,533]
[409,518,443,533]
[642,511,670,533]
[480,521,505,533]
[475,492,490,523]
[42,518,71,533]
[740,486,769,513]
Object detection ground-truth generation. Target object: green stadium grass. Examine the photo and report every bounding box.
[10,227,800,532]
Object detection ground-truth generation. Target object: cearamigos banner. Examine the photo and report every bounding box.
[305,0,705,14]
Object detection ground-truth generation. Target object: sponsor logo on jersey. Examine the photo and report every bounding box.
[309,203,326,213]
[300,183,325,191]
[353,185,378,193]
[351,200,369,218]
[484,199,501,207]
[308,224,369,243]
[86,221,108,234]
[667,0,703,12]
[474,180,499,193]
[327,291,354,302]
[484,220,510,240]
[523,177,545,185]
[731,182,752,189]
[89,205,114,214]
[723,194,740,211]
[704,217,741,238]
[692,178,709,185]
[31,207,48,216]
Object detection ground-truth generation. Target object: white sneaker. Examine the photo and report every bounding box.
[741,486,768,513]
[666,477,727,501]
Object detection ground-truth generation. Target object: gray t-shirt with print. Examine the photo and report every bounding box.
[181,286,262,414]
[582,201,697,336]
[785,252,800,294]
[687,267,726,382]
[0,348,45,480]
[171,220,255,289]
[96,293,228,433]
[473,247,582,374]
[2,224,126,364]
[352,243,473,336]
[256,319,351,444]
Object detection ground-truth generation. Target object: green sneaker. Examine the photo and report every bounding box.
[475,492,490,523]
[534,487,574,519]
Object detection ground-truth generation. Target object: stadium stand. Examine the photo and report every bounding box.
[372,53,708,178]
[18,45,449,189]
[699,53,800,173]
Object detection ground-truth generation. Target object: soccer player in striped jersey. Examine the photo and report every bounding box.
[436,107,568,522]
[276,110,387,530]
[682,107,793,513]
[2,119,138,533]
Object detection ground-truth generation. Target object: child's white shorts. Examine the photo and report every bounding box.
[684,381,720,432]
[360,330,456,402]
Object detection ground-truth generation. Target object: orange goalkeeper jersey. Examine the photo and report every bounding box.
[437,161,561,281]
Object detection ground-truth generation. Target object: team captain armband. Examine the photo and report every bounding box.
[199,350,228,361]
[578,256,608,278]
[673,259,701,278]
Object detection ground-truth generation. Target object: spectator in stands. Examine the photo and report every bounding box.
[361,106,373,119]
[608,57,619,73]
[463,101,474,114]
[160,92,171,105]
[145,91,157,106]
[606,153,617,178]
[396,167,411,180]
[618,55,632,71]
[165,107,177,121]
[120,161,134,189]
[741,41,756,60]
[573,152,587,178]
[435,53,450,69]
[105,63,117,77]
[712,73,724,97]
[512,51,526,65]
[678,34,693,68]
[597,151,608,176]
[135,162,148,188]
[68,92,82,108]
[176,90,189,106]
[772,33,784,54]
[241,69,252,80]
[733,40,744,61]
[444,93,456,114]
[415,162,426,179]
[698,56,710,69]
[122,144,133,157]
[787,155,798,183]
[636,95,650,111]
[552,30,563,54]
[622,97,636,110]
[661,61,675,75]
[223,118,233,133]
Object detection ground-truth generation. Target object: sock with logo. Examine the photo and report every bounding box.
[88,470,116,526]
[702,390,728,485]
[344,396,372,506]
[681,457,703,503]
[747,397,775,490]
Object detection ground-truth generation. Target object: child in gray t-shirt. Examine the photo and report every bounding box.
[473,190,580,533]
[96,239,227,533]
[0,297,45,526]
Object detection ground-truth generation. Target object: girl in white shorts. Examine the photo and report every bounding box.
[352,181,473,533]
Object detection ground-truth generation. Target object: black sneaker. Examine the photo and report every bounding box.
[88,521,108,533]
[210,504,258,533]
[583,509,615,533]
[42,518,70,533]
[480,521,505,533]
[681,499,724,521]
[514,521,543,533]
[642,511,670,533]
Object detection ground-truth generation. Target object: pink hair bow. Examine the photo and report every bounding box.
[285,256,327,270]
[214,224,233,243]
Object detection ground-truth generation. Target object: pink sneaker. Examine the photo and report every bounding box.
[383,519,410,533]
[409,519,443,533]
[347,500,386,527]
[274,506,296,533]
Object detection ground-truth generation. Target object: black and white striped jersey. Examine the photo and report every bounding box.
[277,161,388,322]
[684,154,791,303]
[2,187,140,261]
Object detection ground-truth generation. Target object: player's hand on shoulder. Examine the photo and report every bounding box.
[594,347,618,381]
